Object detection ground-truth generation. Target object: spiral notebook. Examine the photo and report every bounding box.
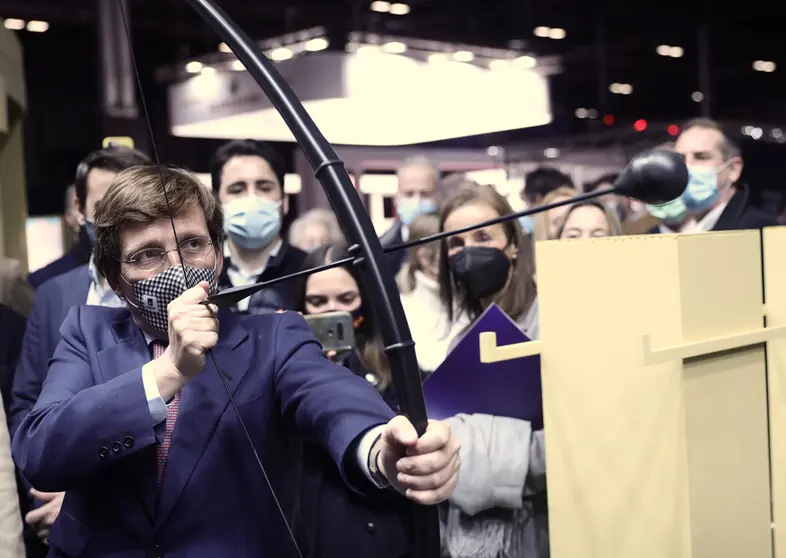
[422,303,543,429]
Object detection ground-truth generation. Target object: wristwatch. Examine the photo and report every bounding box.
[367,435,390,489]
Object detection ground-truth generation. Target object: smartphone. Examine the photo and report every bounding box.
[304,311,356,354]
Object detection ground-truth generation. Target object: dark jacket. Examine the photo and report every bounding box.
[218,242,307,314]
[292,350,415,558]
[28,228,92,290]
[380,221,407,277]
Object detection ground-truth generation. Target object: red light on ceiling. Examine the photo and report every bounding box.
[633,119,648,132]
[667,124,680,136]
[603,114,615,125]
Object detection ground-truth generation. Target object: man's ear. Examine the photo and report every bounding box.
[728,156,744,184]
[282,194,290,217]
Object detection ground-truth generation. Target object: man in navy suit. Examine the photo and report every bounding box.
[12,165,460,557]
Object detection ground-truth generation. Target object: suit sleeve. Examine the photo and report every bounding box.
[12,306,157,493]
[8,293,48,436]
[272,312,394,489]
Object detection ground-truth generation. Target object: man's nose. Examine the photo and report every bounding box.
[165,250,182,268]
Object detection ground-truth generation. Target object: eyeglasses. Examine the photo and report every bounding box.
[119,236,215,272]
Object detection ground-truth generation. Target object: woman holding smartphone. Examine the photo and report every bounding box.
[291,243,414,558]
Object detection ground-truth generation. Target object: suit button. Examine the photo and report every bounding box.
[98,446,109,458]
[111,441,121,453]
[123,436,134,449]
[366,522,376,533]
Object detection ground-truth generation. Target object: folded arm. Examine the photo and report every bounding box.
[444,413,546,516]
[12,307,157,493]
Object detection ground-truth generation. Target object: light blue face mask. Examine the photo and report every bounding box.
[223,196,282,250]
[646,196,688,225]
[682,162,731,212]
[518,215,535,234]
[398,196,438,226]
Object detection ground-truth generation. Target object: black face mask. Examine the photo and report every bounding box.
[448,246,511,300]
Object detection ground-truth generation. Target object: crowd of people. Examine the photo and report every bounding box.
[0,115,780,557]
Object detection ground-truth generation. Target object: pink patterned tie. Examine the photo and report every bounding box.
[151,341,181,488]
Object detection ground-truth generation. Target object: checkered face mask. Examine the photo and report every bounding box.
[124,265,217,335]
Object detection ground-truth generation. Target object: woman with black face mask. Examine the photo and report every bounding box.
[290,243,415,558]
[436,183,548,558]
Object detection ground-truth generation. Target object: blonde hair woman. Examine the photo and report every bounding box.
[554,200,623,239]
[531,186,578,241]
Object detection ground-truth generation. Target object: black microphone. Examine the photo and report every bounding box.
[613,148,688,205]
[207,148,689,308]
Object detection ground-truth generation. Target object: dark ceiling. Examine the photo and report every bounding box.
[3,0,785,212]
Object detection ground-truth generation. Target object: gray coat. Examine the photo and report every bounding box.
[441,298,547,558]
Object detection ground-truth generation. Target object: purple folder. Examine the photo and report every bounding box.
[422,303,543,429]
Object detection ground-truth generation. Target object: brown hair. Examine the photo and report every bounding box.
[93,165,224,285]
[553,200,623,239]
[681,117,741,159]
[531,186,579,241]
[397,213,441,294]
[437,183,537,324]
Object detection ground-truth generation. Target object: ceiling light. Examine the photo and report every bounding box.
[218,42,231,53]
[669,46,683,57]
[691,91,704,102]
[383,41,407,54]
[370,0,391,12]
[389,3,410,15]
[656,45,671,56]
[270,47,293,61]
[533,26,550,38]
[575,108,588,118]
[586,109,598,119]
[3,18,24,31]
[751,127,763,139]
[609,82,632,95]
[231,60,245,71]
[772,129,783,139]
[356,45,381,56]
[428,52,449,64]
[489,59,510,70]
[200,66,216,75]
[453,50,474,62]
[26,20,49,33]
[544,148,559,159]
[185,61,204,74]
[514,55,537,68]
[305,38,329,52]
[753,60,776,72]
[548,28,566,40]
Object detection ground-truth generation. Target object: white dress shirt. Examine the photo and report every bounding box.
[86,256,124,307]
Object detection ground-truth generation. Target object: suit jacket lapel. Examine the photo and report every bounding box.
[96,312,159,521]
[714,185,748,231]
[155,311,251,530]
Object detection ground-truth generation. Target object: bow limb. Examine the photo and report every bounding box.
[182,1,440,556]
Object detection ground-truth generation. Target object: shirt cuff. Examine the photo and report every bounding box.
[142,362,168,426]
[356,424,387,488]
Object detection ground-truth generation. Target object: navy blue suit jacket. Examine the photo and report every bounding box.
[12,306,395,558]
[10,265,91,435]
[28,230,92,290]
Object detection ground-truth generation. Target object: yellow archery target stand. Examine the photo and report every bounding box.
[480,231,783,558]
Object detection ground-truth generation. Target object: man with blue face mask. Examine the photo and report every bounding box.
[209,140,307,314]
[648,118,777,233]
[380,156,440,275]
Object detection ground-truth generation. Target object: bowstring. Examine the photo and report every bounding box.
[116,4,304,557]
